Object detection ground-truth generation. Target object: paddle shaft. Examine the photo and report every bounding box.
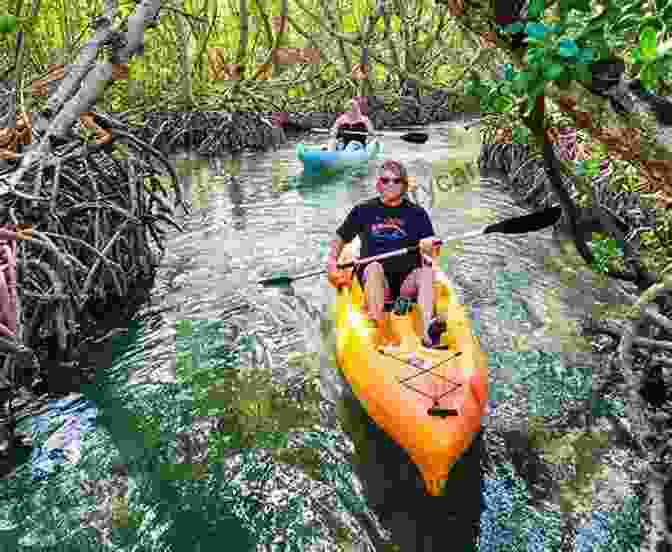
[337,244,423,270]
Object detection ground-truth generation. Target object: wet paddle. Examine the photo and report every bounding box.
[259,206,562,287]
[312,128,428,144]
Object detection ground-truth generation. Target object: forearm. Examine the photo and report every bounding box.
[326,237,345,271]
[419,235,441,255]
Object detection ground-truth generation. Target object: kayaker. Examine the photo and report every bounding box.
[326,160,442,349]
[324,98,376,152]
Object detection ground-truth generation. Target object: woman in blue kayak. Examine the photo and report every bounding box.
[326,160,442,349]
[324,97,376,152]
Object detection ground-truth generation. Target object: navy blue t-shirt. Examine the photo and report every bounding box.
[336,197,435,281]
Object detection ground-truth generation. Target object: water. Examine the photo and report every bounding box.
[0,121,644,551]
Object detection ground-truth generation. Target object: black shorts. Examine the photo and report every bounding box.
[355,265,414,304]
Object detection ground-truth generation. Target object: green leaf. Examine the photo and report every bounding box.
[641,26,659,61]
[525,79,545,114]
[342,13,357,33]
[640,62,659,89]
[656,58,672,79]
[584,11,610,33]
[619,1,648,17]
[390,15,401,33]
[612,14,643,34]
[494,96,514,113]
[512,70,531,94]
[578,29,606,48]
[512,126,530,144]
[529,78,546,98]
[573,62,592,83]
[526,46,545,65]
[656,37,672,58]
[544,63,565,81]
[584,159,600,177]
[570,0,593,12]
[527,0,545,19]
[526,96,537,116]
[640,15,665,34]
[631,46,643,64]
[498,81,513,95]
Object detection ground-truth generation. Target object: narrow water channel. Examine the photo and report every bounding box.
[1,121,643,551]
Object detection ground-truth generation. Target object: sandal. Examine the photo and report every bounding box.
[422,336,450,350]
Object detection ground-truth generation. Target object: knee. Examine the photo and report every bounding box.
[364,262,384,278]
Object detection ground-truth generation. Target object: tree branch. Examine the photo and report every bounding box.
[2,0,161,202]
[44,0,118,117]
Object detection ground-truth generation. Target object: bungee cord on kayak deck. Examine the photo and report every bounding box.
[379,348,464,418]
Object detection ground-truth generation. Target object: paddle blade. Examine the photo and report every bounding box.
[259,275,294,287]
[484,206,562,235]
[401,132,428,144]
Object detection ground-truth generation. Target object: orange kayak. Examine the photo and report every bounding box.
[333,243,489,496]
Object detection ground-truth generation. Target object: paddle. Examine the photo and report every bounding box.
[312,128,428,144]
[259,206,562,287]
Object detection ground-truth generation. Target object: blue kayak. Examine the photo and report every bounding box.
[297,140,383,174]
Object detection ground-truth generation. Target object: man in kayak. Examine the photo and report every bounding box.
[326,160,442,349]
[324,97,376,152]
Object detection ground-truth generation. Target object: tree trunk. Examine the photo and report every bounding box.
[174,4,194,105]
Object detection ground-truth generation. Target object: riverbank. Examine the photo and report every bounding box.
[478,140,672,550]
[127,90,478,155]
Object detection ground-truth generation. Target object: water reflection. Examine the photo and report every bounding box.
[228,176,247,231]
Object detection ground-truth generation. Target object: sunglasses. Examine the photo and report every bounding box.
[378,177,403,186]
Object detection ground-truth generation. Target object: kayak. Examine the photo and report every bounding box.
[296,140,382,174]
[333,241,489,497]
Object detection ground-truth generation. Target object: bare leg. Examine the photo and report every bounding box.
[400,266,435,343]
[416,267,435,342]
[363,262,386,323]
[363,263,400,347]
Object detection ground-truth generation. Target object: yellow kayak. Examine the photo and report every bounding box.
[333,242,489,496]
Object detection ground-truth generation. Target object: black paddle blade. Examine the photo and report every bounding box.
[259,275,294,287]
[401,132,428,144]
[484,206,562,235]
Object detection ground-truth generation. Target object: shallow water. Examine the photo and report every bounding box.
[1,120,644,551]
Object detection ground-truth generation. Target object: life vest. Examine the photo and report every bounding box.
[336,121,368,146]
